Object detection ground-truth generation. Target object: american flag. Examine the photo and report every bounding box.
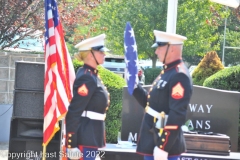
[124,22,139,95]
[43,0,75,154]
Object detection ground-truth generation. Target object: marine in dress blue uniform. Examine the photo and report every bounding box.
[65,34,110,160]
[133,30,193,160]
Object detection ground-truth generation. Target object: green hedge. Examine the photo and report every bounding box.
[203,65,240,92]
[98,66,126,143]
[144,67,162,85]
[72,59,84,72]
[73,60,126,143]
[203,65,240,139]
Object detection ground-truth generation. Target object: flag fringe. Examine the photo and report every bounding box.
[42,112,67,146]
[42,124,60,147]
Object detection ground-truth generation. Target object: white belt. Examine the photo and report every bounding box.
[145,106,168,128]
[81,111,106,121]
[145,106,162,118]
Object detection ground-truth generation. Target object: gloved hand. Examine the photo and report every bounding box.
[134,82,138,89]
[153,146,168,160]
[67,147,82,160]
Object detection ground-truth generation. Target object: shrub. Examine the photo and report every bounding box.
[192,51,224,86]
[203,65,240,92]
[72,59,83,72]
[203,65,240,141]
[73,61,126,143]
[144,67,162,85]
[97,66,126,143]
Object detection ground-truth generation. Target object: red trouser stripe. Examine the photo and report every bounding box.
[78,145,84,160]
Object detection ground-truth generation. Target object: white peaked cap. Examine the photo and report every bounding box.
[75,34,109,52]
[151,30,187,47]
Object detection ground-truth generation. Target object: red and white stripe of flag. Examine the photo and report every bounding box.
[43,5,75,151]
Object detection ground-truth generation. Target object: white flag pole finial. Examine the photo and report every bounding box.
[166,0,178,34]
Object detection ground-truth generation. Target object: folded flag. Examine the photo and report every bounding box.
[124,22,139,95]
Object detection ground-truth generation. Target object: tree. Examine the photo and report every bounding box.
[192,51,224,85]
[79,0,168,67]
[76,0,228,67]
[216,6,240,66]
[0,0,103,52]
[177,0,229,65]
[218,29,240,66]
[58,0,106,54]
[0,0,44,49]
[179,1,240,66]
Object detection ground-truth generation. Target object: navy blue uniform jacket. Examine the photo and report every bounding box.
[65,64,110,149]
[133,59,193,156]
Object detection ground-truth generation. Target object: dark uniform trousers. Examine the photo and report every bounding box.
[133,59,193,156]
[65,64,110,157]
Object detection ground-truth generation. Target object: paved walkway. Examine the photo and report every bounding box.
[0,142,8,160]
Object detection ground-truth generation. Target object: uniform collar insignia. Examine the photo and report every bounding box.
[83,64,98,74]
[163,59,182,70]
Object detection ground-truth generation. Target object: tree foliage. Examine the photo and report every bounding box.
[192,51,224,85]
[59,0,103,41]
[177,0,229,65]
[58,0,105,54]
[82,0,168,67]
[218,29,240,66]
[76,0,229,67]
[0,0,44,49]
[3,0,239,66]
[0,0,103,52]
[216,6,240,66]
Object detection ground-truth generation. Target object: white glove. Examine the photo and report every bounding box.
[153,146,168,160]
[67,147,82,160]
[134,83,138,89]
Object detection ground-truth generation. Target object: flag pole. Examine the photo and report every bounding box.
[60,119,63,158]
[60,118,67,160]
[42,145,46,160]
